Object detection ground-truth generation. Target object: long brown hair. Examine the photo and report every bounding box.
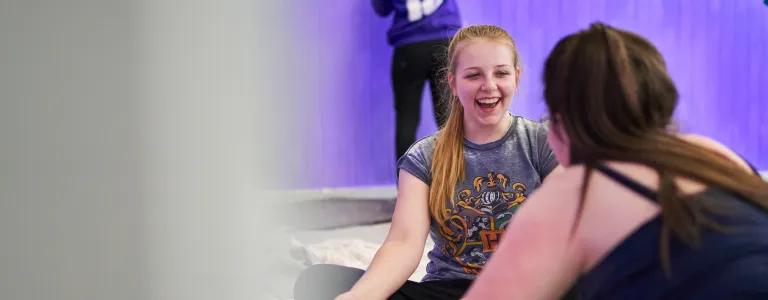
[429,25,521,226]
[543,22,768,274]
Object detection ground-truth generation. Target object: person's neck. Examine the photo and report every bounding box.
[464,113,512,145]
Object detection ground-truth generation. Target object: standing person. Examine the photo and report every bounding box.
[293,25,559,300]
[464,23,768,300]
[371,0,462,161]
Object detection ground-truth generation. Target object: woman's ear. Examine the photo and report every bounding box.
[515,67,522,89]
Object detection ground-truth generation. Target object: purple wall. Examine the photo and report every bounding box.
[291,0,768,188]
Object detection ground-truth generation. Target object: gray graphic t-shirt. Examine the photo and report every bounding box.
[397,115,558,282]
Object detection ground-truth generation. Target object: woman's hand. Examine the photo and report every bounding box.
[332,170,430,300]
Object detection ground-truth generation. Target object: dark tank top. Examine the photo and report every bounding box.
[572,164,768,300]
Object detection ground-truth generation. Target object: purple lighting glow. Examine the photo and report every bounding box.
[291,0,768,189]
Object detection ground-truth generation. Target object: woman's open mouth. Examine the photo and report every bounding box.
[476,97,501,110]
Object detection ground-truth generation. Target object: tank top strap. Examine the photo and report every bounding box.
[594,163,658,202]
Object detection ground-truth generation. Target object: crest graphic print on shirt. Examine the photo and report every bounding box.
[438,171,528,274]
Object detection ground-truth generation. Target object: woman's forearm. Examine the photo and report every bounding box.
[346,240,425,299]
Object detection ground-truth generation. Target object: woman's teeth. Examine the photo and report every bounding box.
[476,98,500,108]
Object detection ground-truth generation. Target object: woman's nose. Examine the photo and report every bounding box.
[480,78,496,91]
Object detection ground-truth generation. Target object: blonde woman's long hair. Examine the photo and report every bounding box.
[429,25,521,227]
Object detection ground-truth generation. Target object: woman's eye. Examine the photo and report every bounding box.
[496,71,510,77]
[465,73,479,79]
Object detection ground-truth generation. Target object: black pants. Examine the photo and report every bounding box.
[392,39,450,161]
[294,264,471,300]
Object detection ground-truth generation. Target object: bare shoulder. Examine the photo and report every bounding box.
[678,134,752,171]
[542,164,586,189]
[679,134,737,157]
[525,165,585,211]
[679,134,729,151]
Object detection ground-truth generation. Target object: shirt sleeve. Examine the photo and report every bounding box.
[536,124,559,178]
[396,137,434,185]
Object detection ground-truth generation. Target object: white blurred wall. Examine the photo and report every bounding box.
[0,0,300,299]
